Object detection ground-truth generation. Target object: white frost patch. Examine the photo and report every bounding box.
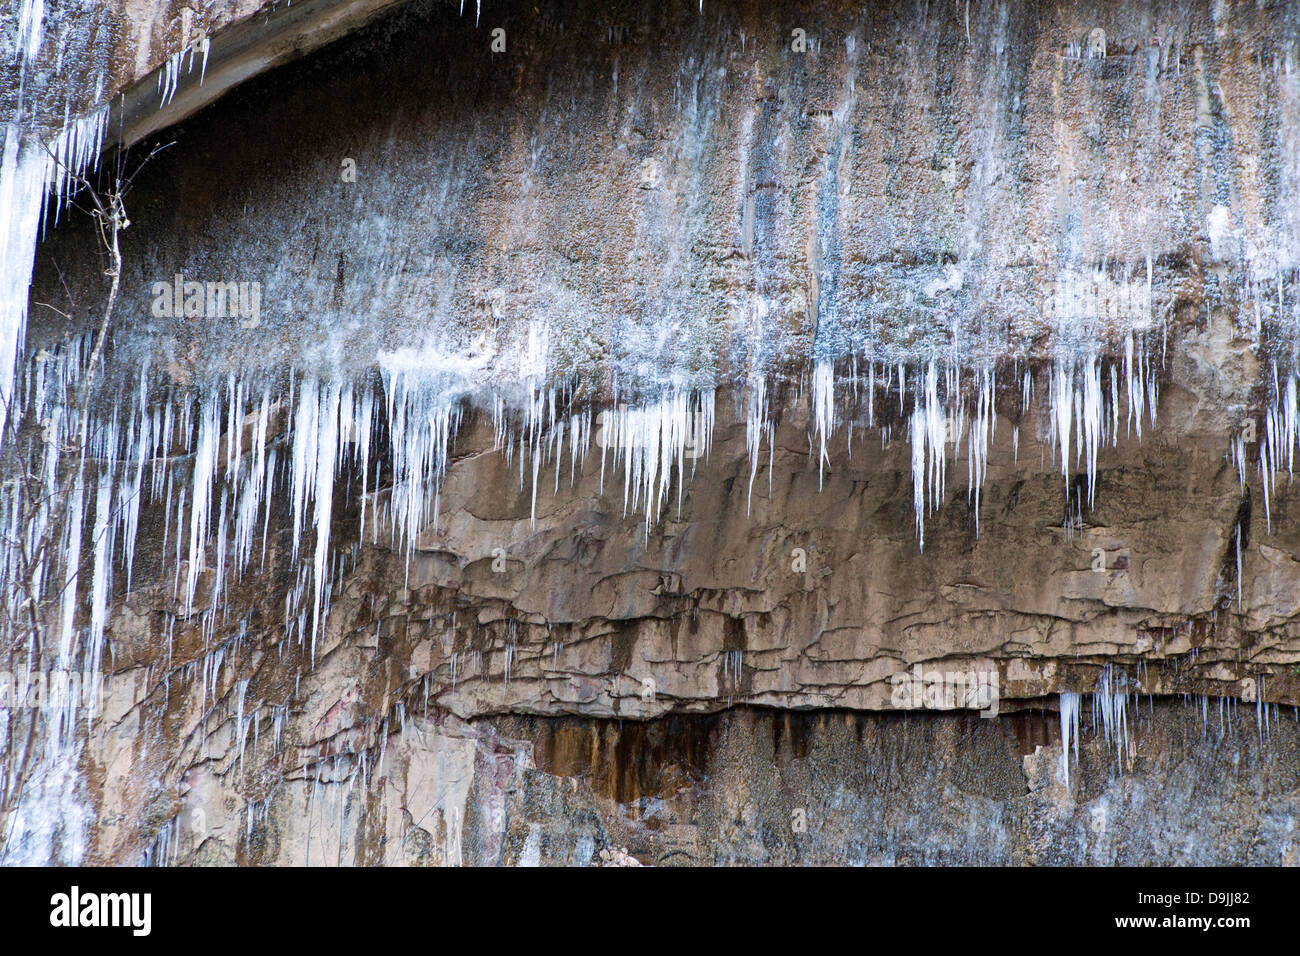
[923,264,964,298]
[1206,204,1235,261]
[1,736,91,865]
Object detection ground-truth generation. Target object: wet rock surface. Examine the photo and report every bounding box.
[110,705,1300,865]
[6,0,1300,865]
[70,375,1300,865]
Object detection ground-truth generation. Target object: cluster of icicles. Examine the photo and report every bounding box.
[0,343,724,715]
[1058,668,1134,788]
[0,331,1182,730]
[157,38,211,108]
[1239,361,1300,532]
[1058,668,1295,787]
[818,337,1160,550]
[0,1,214,859]
[2,0,214,442]
[8,330,1298,846]
[0,106,110,433]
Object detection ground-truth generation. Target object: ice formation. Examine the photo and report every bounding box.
[812,360,834,489]
[15,0,44,69]
[1057,668,1148,787]
[592,387,714,536]
[1092,665,1131,770]
[1259,364,1300,532]
[6,0,1300,866]
[0,337,1180,738]
[0,71,109,856]
[0,125,1283,862]
[1059,691,1081,787]
[0,106,109,440]
[157,38,210,108]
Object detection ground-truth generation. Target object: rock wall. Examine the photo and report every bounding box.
[113,705,1300,865]
[25,0,1300,379]
[5,0,1300,865]
[75,370,1300,864]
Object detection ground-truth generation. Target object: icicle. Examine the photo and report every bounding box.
[746,377,769,516]
[1059,691,1081,786]
[812,361,834,489]
[16,0,45,67]
[1236,522,1243,609]
[967,366,994,534]
[1094,665,1130,770]
[909,361,948,549]
[911,400,926,550]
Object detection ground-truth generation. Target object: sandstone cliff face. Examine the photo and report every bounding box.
[5,0,1300,865]
[23,0,1300,381]
[113,707,1300,866]
[72,369,1300,864]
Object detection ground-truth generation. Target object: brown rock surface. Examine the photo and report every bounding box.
[6,0,1300,865]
